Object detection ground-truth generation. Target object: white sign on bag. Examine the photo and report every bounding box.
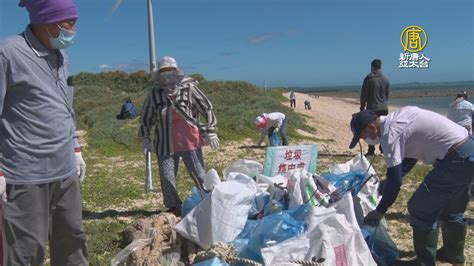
[263,144,318,177]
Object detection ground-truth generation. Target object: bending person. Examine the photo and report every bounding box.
[255,112,288,146]
[349,107,473,265]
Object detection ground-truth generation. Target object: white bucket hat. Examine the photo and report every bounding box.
[158,56,178,70]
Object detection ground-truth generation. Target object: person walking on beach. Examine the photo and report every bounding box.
[289,91,296,108]
[350,107,473,265]
[359,59,390,156]
[0,0,89,264]
[255,112,289,146]
[139,56,220,217]
[447,91,473,134]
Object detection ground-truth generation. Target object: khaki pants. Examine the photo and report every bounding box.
[2,175,88,266]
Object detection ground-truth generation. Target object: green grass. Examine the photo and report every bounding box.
[84,219,129,266]
[72,72,318,263]
[73,78,313,156]
[72,71,471,264]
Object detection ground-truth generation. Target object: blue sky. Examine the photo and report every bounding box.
[1,0,473,87]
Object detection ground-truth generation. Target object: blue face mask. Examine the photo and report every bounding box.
[48,24,75,50]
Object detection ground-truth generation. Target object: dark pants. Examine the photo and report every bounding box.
[408,136,474,230]
[2,175,88,265]
[268,118,289,146]
[116,111,131,120]
[367,109,388,154]
[290,99,296,108]
[304,102,311,110]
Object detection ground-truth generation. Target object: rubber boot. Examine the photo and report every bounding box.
[413,228,439,266]
[437,221,467,265]
[365,145,375,156]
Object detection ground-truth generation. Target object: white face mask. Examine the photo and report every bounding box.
[47,24,75,50]
[364,128,381,145]
[365,136,381,146]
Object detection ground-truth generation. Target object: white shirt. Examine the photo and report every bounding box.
[380,106,468,167]
[259,112,286,142]
[447,99,473,127]
[265,112,286,128]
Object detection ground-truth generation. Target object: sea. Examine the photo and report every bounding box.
[296,81,474,115]
[389,96,453,115]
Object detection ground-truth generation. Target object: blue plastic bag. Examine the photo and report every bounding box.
[322,170,366,195]
[238,207,306,263]
[231,219,260,254]
[362,223,400,266]
[269,132,280,146]
[249,193,270,219]
[181,186,208,217]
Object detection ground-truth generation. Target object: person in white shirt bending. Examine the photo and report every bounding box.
[255,112,288,146]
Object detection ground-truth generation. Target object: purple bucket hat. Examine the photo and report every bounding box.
[19,0,78,24]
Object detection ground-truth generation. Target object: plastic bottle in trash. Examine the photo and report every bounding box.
[314,190,331,207]
[264,199,284,215]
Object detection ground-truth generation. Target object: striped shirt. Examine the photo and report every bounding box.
[139,78,217,156]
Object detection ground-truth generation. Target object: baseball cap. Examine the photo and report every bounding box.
[349,110,377,149]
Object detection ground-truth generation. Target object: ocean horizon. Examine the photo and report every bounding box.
[293,80,474,115]
[292,80,474,93]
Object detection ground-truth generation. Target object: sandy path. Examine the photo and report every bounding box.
[285,92,365,154]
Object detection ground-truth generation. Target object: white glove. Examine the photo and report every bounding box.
[274,127,280,133]
[0,172,6,203]
[75,151,86,183]
[205,133,220,149]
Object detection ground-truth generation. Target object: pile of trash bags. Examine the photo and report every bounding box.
[113,156,399,265]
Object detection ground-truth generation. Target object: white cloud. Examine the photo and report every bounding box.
[249,29,301,45]
[98,64,113,69]
[249,33,275,44]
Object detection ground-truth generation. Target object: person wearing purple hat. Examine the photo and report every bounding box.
[0,0,88,264]
[349,107,473,265]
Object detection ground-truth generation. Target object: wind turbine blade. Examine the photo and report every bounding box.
[109,0,124,17]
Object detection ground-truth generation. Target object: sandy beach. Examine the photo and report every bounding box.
[284,92,398,154]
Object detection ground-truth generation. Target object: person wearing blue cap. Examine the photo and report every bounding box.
[349,107,474,265]
[0,0,88,264]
